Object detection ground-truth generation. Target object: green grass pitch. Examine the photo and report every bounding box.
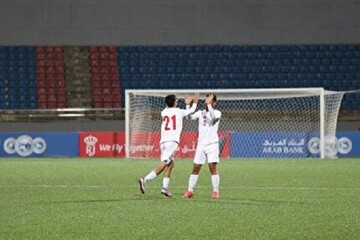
[0,158,359,239]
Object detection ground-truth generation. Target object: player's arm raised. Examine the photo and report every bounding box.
[183,93,199,117]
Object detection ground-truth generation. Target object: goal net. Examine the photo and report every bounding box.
[125,88,344,159]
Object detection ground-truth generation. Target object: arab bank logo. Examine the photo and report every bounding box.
[84,135,98,156]
[3,135,47,157]
[307,136,352,157]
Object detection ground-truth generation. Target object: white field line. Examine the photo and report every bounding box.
[0,184,359,191]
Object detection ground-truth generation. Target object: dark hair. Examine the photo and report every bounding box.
[165,94,176,107]
[207,93,217,103]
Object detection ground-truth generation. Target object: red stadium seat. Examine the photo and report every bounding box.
[57,87,66,95]
[99,47,107,53]
[92,88,102,95]
[38,102,47,109]
[54,52,63,60]
[110,67,118,74]
[100,59,108,66]
[57,94,67,102]
[111,88,119,95]
[102,81,110,88]
[37,88,46,95]
[112,101,121,108]
[103,102,113,108]
[36,53,46,60]
[100,67,110,75]
[46,53,55,59]
[109,52,117,59]
[56,65,64,73]
[92,81,101,88]
[91,67,100,74]
[47,88,56,95]
[38,95,47,103]
[46,66,55,74]
[108,46,117,53]
[36,73,46,81]
[36,60,46,67]
[102,88,111,95]
[36,47,45,53]
[47,94,56,102]
[109,60,117,67]
[89,46,98,52]
[54,47,62,53]
[54,59,63,66]
[37,81,46,88]
[45,47,54,53]
[56,78,65,87]
[93,94,102,102]
[103,94,112,103]
[93,102,103,108]
[47,102,57,109]
[111,81,120,88]
[57,101,66,108]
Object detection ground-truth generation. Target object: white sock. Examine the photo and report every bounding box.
[144,171,157,183]
[188,174,199,192]
[211,174,220,192]
[162,177,170,189]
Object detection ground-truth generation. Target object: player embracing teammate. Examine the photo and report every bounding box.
[138,93,221,199]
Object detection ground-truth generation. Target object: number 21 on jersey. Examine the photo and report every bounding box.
[163,115,176,131]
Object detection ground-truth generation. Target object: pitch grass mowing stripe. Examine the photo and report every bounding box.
[1,184,360,191]
[0,158,359,240]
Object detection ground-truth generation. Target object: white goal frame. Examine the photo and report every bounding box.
[125,88,326,159]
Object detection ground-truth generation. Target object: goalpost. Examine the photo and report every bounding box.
[125,88,344,159]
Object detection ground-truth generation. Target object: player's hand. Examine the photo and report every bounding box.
[184,95,192,105]
[193,93,200,103]
[205,93,214,105]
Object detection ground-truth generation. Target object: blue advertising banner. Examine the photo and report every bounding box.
[230,131,360,158]
[335,132,360,157]
[0,133,78,157]
[230,132,313,158]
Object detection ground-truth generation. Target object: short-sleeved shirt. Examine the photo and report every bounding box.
[191,109,221,146]
[160,104,197,144]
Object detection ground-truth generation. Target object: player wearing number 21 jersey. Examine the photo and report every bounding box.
[138,93,200,197]
[160,106,193,144]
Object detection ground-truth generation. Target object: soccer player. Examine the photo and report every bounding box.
[138,93,200,197]
[182,93,222,199]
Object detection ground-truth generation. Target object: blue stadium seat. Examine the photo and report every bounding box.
[114,44,360,109]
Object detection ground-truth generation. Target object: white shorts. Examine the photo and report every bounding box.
[193,143,220,165]
[160,141,178,164]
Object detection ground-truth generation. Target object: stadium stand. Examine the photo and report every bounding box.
[89,46,121,108]
[0,44,359,110]
[36,46,66,109]
[0,46,37,110]
[117,44,360,109]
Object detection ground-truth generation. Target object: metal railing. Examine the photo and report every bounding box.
[0,108,125,122]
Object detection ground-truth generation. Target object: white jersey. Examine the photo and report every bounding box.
[191,104,221,146]
[160,104,197,144]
